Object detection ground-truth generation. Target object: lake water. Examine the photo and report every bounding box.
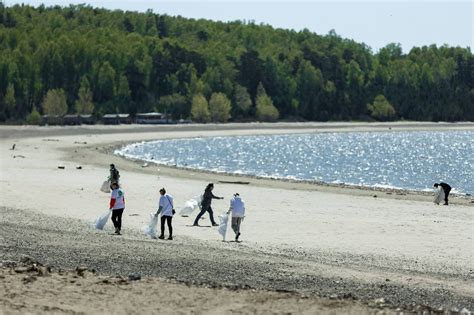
[115,130,474,195]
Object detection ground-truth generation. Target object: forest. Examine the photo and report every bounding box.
[0,3,472,123]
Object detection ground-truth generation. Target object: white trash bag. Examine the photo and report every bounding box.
[433,186,445,205]
[179,196,201,217]
[100,180,111,193]
[94,209,111,230]
[144,213,159,238]
[197,194,203,210]
[218,212,230,241]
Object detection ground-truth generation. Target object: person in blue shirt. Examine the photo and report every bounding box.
[227,193,246,241]
[155,188,175,240]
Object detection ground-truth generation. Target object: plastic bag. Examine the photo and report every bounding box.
[218,212,230,241]
[433,187,445,205]
[179,200,196,217]
[179,202,194,217]
[94,209,111,230]
[144,213,159,238]
[197,194,203,210]
[100,180,111,193]
[179,196,201,217]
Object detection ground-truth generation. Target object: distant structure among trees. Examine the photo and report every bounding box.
[0,3,472,124]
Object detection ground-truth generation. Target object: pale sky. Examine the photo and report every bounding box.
[5,0,473,52]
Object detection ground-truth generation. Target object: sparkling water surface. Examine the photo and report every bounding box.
[116,131,474,194]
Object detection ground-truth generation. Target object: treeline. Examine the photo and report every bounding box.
[0,3,472,123]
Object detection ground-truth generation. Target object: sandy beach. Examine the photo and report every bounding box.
[1,122,473,314]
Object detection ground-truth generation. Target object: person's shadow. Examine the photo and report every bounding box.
[185,224,212,228]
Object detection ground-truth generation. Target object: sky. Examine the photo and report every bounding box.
[4,0,473,52]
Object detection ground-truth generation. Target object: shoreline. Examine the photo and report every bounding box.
[5,121,473,201]
[114,146,472,198]
[2,120,474,140]
[101,124,473,204]
[1,122,473,313]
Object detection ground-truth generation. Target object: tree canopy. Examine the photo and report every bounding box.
[0,4,472,123]
[42,89,67,116]
[367,94,396,121]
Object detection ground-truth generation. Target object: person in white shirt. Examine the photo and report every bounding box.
[109,182,125,235]
[155,188,175,240]
[227,193,245,242]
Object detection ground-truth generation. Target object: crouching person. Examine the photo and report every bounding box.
[155,188,175,240]
[228,193,245,242]
[110,182,125,235]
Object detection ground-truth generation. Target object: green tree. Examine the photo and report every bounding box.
[0,4,472,122]
[367,95,396,121]
[158,93,188,119]
[378,43,402,66]
[4,83,16,118]
[75,78,94,114]
[186,65,206,97]
[256,85,279,122]
[145,12,158,36]
[239,50,264,99]
[209,92,231,122]
[345,60,365,116]
[296,61,323,120]
[190,94,210,123]
[201,64,234,97]
[26,107,42,125]
[115,75,132,113]
[233,84,252,118]
[262,57,296,118]
[42,89,68,116]
[96,61,116,102]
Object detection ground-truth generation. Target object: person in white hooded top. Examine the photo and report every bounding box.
[227,193,245,241]
[155,188,175,240]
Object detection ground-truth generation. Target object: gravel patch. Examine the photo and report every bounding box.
[1,207,472,313]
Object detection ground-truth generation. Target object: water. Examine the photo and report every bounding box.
[116,131,474,194]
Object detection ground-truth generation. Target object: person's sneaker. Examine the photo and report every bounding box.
[158,235,164,239]
[235,233,240,241]
[212,223,219,226]
[193,223,199,227]
[168,236,173,240]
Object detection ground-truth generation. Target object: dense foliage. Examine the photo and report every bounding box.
[0,4,472,123]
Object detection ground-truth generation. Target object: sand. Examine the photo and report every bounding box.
[0,122,473,313]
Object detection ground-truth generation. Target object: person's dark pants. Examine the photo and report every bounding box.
[111,208,124,231]
[231,217,242,236]
[193,205,216,225]
[443,187,451,205]
[160,215,173,237]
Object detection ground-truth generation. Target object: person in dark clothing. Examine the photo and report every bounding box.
[193,183,223,226]
[108,164,120,184]
[434,182,451,205]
